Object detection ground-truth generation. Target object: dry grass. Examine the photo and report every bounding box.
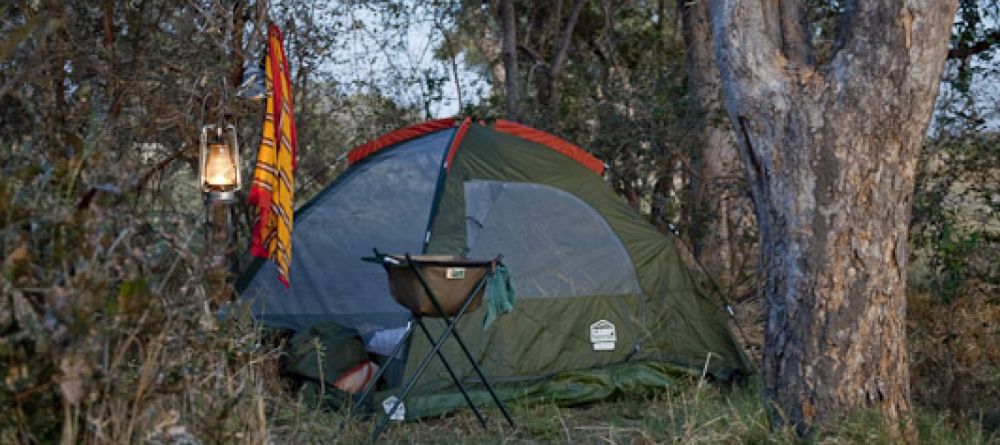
[263,375,995,444]
[909,288,1000,426]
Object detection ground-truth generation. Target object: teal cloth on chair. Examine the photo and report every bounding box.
[484,265,516,328]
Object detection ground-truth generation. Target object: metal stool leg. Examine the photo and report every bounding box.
[353,321,415,414]
[369,277,487,442]
[414,319,488,429]
[436,325,516,428]
[409,260,517,429]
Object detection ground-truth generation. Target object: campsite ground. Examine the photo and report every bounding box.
[268,376,996,444]
[3,1,998,442]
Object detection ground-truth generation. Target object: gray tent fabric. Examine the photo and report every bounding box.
[241,129,456,335]
[464,180,641,299]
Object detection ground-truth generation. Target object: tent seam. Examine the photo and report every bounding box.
[421,118,471,252]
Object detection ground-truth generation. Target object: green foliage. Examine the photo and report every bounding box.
[0,2,292,443]
[911,134,1000,300]
[0,0,443,440]
[908,133,1000,426]
[0,125,296,443]
[1,0,998,442]
[0,139,287,443]
[456,1,694,227]
[924,216,982,304]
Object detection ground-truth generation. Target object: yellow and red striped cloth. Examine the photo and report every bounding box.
[249,23,297,286]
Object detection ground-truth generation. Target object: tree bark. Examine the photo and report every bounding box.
[499,0,520,121]
[680,0,754,294]
[710,0,958,436]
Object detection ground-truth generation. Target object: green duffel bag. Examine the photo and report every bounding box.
[285,322,368,386]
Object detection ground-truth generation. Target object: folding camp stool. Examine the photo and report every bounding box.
[356,251,516,441]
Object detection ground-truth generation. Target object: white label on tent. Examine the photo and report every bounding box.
[590,319,616,349]
[382,396,405,421]
[446,267,466,279]
[593,341,616,351]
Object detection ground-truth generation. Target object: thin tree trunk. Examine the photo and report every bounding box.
[229,0,245,90]
[710,0,958,436]
[499,0,520,121]
[440,27,464,110]
[681,0,753,294]
[535,0,587,122]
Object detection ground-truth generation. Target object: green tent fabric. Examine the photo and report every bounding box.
[383,360,701,420]
[238,117,752,419]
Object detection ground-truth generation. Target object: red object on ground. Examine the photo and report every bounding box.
[334,360,379,394]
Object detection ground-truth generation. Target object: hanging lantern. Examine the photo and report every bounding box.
[200,124,241,202]
[236,62,266,101]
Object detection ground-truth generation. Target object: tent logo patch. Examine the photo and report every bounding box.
[590,319,616,351]
[445,267,466,280]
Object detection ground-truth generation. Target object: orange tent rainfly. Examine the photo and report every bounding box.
[249,23,297,286]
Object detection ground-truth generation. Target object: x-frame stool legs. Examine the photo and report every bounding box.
[362,255,515,442]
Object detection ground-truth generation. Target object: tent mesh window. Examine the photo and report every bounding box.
[245,129,456,334]
[464,180,642,299]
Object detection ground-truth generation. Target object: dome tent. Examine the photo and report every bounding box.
[238,117,751,418]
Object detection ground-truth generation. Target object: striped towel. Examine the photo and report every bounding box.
[248,23,297,286]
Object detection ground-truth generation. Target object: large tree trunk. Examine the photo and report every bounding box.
[710,0,957,435]
[680,0,754,295]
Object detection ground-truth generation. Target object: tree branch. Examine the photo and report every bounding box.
[131,144,191,198]
[517,43,548,66]
[948,29,1000,59]
[437,20,464,109]
[229,0,246,89]
[549,0,587,78]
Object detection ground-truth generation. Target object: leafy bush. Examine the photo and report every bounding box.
[908,133,1000,425]
[0,141,288,444]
